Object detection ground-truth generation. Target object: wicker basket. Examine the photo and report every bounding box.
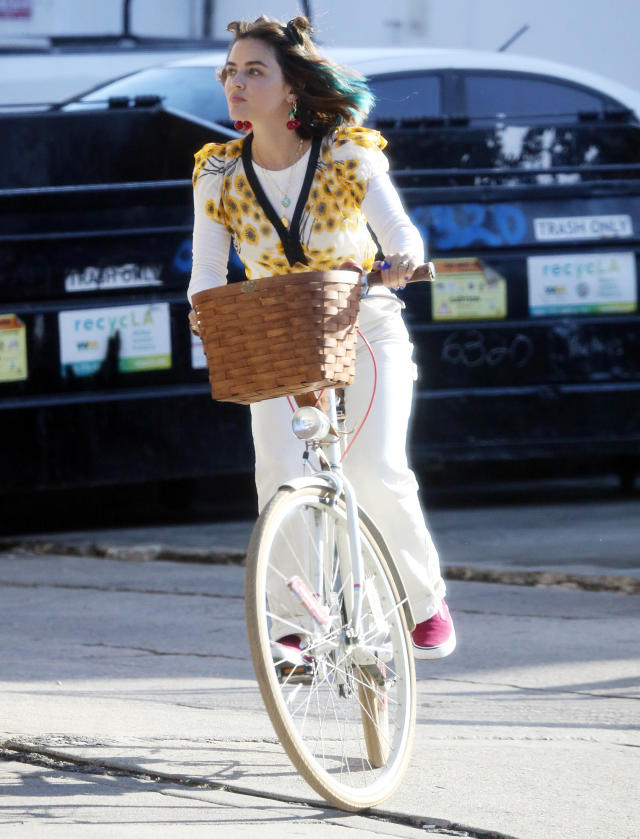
[192,270,362,404]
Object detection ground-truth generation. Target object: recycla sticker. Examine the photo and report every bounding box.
[58,303,171,377]
[527,252,637,316]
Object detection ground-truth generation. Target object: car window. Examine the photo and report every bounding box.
[465,72,614,121]
[65,66,231,124]
[368,73,442,120]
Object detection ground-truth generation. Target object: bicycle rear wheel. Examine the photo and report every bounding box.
[245,482,416,811]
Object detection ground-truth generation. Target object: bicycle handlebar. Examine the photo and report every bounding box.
[339,261,437,284]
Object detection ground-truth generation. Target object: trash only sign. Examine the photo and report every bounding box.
[58,303,171,377]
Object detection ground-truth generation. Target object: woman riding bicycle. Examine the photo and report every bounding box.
[188,14,455,660]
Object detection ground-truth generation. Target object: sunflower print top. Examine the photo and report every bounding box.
[192,126,389,279]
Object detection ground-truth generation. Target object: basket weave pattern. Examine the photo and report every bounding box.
[192,270,362,404]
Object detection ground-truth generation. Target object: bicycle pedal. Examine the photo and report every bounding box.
[276,662,314,684]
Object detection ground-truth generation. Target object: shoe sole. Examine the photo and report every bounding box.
[412,628,456,661]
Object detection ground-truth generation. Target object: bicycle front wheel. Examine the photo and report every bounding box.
[245,483,416,811]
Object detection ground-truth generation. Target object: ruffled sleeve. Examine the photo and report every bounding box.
[329,126,389,191]
[192,138,243,227]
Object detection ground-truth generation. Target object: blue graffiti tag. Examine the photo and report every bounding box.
[173,238,193,273]
[173,240,244,278]
[411,203,527,250]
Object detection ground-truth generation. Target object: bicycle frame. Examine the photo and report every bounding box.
[285,387,411,652]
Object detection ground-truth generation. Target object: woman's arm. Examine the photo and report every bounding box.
[188,185,232,306]
[362,172,424,287]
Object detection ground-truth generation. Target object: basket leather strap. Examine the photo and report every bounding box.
[294,391,329,411]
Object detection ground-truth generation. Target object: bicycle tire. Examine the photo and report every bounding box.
[245,482,416,811]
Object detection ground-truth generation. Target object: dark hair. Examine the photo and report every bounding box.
[219,15,374,138]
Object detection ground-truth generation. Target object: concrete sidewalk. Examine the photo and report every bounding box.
[0,548,638,839]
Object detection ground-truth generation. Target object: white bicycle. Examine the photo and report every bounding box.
[243,264,435,810]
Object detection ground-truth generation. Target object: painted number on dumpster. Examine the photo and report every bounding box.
[412,203,527,250]
[441,329,534,369]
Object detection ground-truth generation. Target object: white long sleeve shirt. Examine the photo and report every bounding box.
[188,129,424,303]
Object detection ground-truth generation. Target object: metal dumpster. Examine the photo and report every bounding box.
[1,105,639,495]
[0,104,251,493]
[383,116,640,481]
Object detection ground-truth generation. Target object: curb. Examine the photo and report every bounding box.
[0,539,246,566]
[444,564,640,595]
[2,538,639,594]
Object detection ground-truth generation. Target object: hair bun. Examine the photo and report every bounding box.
[284,16,311,45]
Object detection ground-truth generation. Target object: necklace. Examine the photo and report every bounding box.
[254,138,305,228]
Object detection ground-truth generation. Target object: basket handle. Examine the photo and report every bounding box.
[339,261,436,284]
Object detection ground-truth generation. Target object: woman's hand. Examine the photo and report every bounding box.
[372,253,416,289]
[188,310,200,337]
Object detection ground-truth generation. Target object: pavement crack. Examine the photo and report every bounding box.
[455,608,602,620]
[1,741,522,839]
[423,675,640,702]
[0,578,243,600]
[81,642,245,661]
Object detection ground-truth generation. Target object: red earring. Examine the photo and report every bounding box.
[234,120,252,132]
[286,103,301,130]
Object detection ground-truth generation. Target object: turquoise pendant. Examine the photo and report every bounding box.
[281,196,291,208]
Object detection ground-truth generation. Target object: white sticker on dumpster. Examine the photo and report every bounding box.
[64,263,162,292]
[58,303,171,377]
[527,252,637,316]
[533,214,633,241]
[191,331,208,370]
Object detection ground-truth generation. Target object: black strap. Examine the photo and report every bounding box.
[241,134,322,268]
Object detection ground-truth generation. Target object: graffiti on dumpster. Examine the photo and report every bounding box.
[173,239,193,274]
[546,324,635,379]
[412,203,527,250]
[441,329,534,369]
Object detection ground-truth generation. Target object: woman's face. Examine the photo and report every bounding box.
[223,38,293,125]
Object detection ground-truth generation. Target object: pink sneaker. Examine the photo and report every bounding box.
[273,635,313,683]
[273,634,311,664]
[412,600,456,660]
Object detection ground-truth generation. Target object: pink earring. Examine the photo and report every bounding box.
[286,102,301,130]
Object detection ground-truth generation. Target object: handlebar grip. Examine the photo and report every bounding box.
[339,261,436,284]
[367,262,436,284]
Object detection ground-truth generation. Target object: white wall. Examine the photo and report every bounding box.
[416,0,640,92]
[2,0,639,100]
[0,0,120,36]
[209,0,428,47]
[0,0,204,38]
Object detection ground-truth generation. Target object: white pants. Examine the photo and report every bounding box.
[250,293,446,624]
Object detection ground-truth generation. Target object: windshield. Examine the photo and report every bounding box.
[64,66,231,124]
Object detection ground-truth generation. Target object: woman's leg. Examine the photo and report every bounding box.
[343,297,446,623]
[250,396,304,511]
[250,397,316,640]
